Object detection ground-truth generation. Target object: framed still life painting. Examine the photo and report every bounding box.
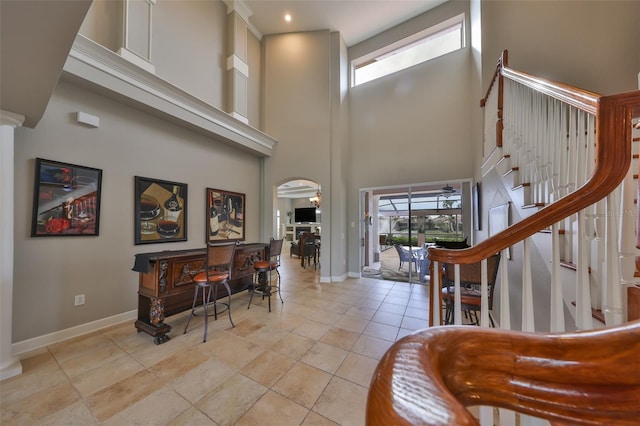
[206,188,245,242]
[31,158,103,237]
[135,176,188,245]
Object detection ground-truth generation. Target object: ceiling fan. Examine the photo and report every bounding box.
[440,184,456,196]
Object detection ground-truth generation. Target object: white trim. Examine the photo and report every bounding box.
[12,310,138,356]
[117,47,156,74]
[65,35,276,156]
[0,117,22,380]
[330,273,349,282]
[223,0,252,22]
[0,110,25,127]
[223,0,261,40]
[226,54,249,78]
[231,111,249,124]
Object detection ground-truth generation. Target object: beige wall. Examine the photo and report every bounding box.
[347,1,474,273]
[13,80,260,342]
[153,0,227,108]
[262,30,334,278]
[481,0,640,95]
[78,0,123,53]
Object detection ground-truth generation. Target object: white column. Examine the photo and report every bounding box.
[0,110,24,380]
[224,0,251,124]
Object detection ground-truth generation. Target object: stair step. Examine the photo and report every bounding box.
[496,154,510,166]
[571,301,605,323]
[503,167,519,177]
[522,203,545,209]
[512,183,530,191]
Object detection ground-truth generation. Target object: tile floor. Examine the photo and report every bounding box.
[1,254,432,425]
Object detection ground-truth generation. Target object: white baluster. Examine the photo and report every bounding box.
[431,260,440,326]
[522,238,535,331]
[500,247,511,330]
[604,191,624,325]
[454,263,462,325]
[550,222,565,332]
[480,258,490,327]
[575,209,592,330]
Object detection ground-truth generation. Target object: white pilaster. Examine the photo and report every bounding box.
[0,110,24,380]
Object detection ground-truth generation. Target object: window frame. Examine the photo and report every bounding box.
[351,13,466,87]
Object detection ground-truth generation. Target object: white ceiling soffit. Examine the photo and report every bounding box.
[278,179,319,198]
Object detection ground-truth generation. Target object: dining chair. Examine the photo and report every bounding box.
[441,253,501,326]
[394,244,418,272]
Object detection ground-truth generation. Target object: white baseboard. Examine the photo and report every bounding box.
[12,310,138,356]
[330,273,349,282]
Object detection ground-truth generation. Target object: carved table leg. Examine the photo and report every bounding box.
[135,296,172,344]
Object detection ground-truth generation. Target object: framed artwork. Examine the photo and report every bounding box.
[135,176,187,244]
[31,158,103,237]
[206,188,245,242]
[473,182,481,231]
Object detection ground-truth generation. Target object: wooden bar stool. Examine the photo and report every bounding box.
[184,241,237,342]
[248,238,284,312]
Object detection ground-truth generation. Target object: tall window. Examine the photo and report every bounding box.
[352,14,465,87]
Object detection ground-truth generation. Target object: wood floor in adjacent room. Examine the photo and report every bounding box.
[1,254,431,425]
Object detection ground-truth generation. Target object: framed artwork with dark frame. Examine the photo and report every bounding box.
[31,158,103,237]
[473,182,481,231]
[135,176,188,245]
[206,188,245,242]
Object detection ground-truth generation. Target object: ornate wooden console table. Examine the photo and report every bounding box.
[132,243,267,344]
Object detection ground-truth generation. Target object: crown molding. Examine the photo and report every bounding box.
[0,110,25,128]
[63,35,276,156]
[223,0,262,40]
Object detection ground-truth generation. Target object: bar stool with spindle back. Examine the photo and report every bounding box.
[248,238,284,312]
[183,241,237,342]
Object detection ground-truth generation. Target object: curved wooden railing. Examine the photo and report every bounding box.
[367,320,640,425]
[431,54,638,267]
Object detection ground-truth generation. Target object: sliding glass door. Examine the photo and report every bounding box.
[364,182,467,284]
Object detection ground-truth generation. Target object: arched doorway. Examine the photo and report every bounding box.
[276,178,321,242]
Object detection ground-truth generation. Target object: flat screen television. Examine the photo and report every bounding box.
[294,207,316,223]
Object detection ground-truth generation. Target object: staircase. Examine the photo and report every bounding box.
[429,51,640,334]
[368,51,640,426]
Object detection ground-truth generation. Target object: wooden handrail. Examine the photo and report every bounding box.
[429,64,639,266]
[366,320,640,425]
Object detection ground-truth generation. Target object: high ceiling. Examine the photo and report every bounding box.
[244,0,447,47]
[260,1,447,198]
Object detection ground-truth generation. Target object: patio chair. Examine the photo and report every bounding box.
[394,244,418,272]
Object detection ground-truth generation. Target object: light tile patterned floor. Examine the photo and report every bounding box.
[1,254,431,425]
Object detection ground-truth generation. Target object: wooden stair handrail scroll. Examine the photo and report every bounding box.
[429,88,639,324]
[430,52,639,269]
[366,320,640,425]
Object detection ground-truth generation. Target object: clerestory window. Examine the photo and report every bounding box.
[352,13,465,87]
